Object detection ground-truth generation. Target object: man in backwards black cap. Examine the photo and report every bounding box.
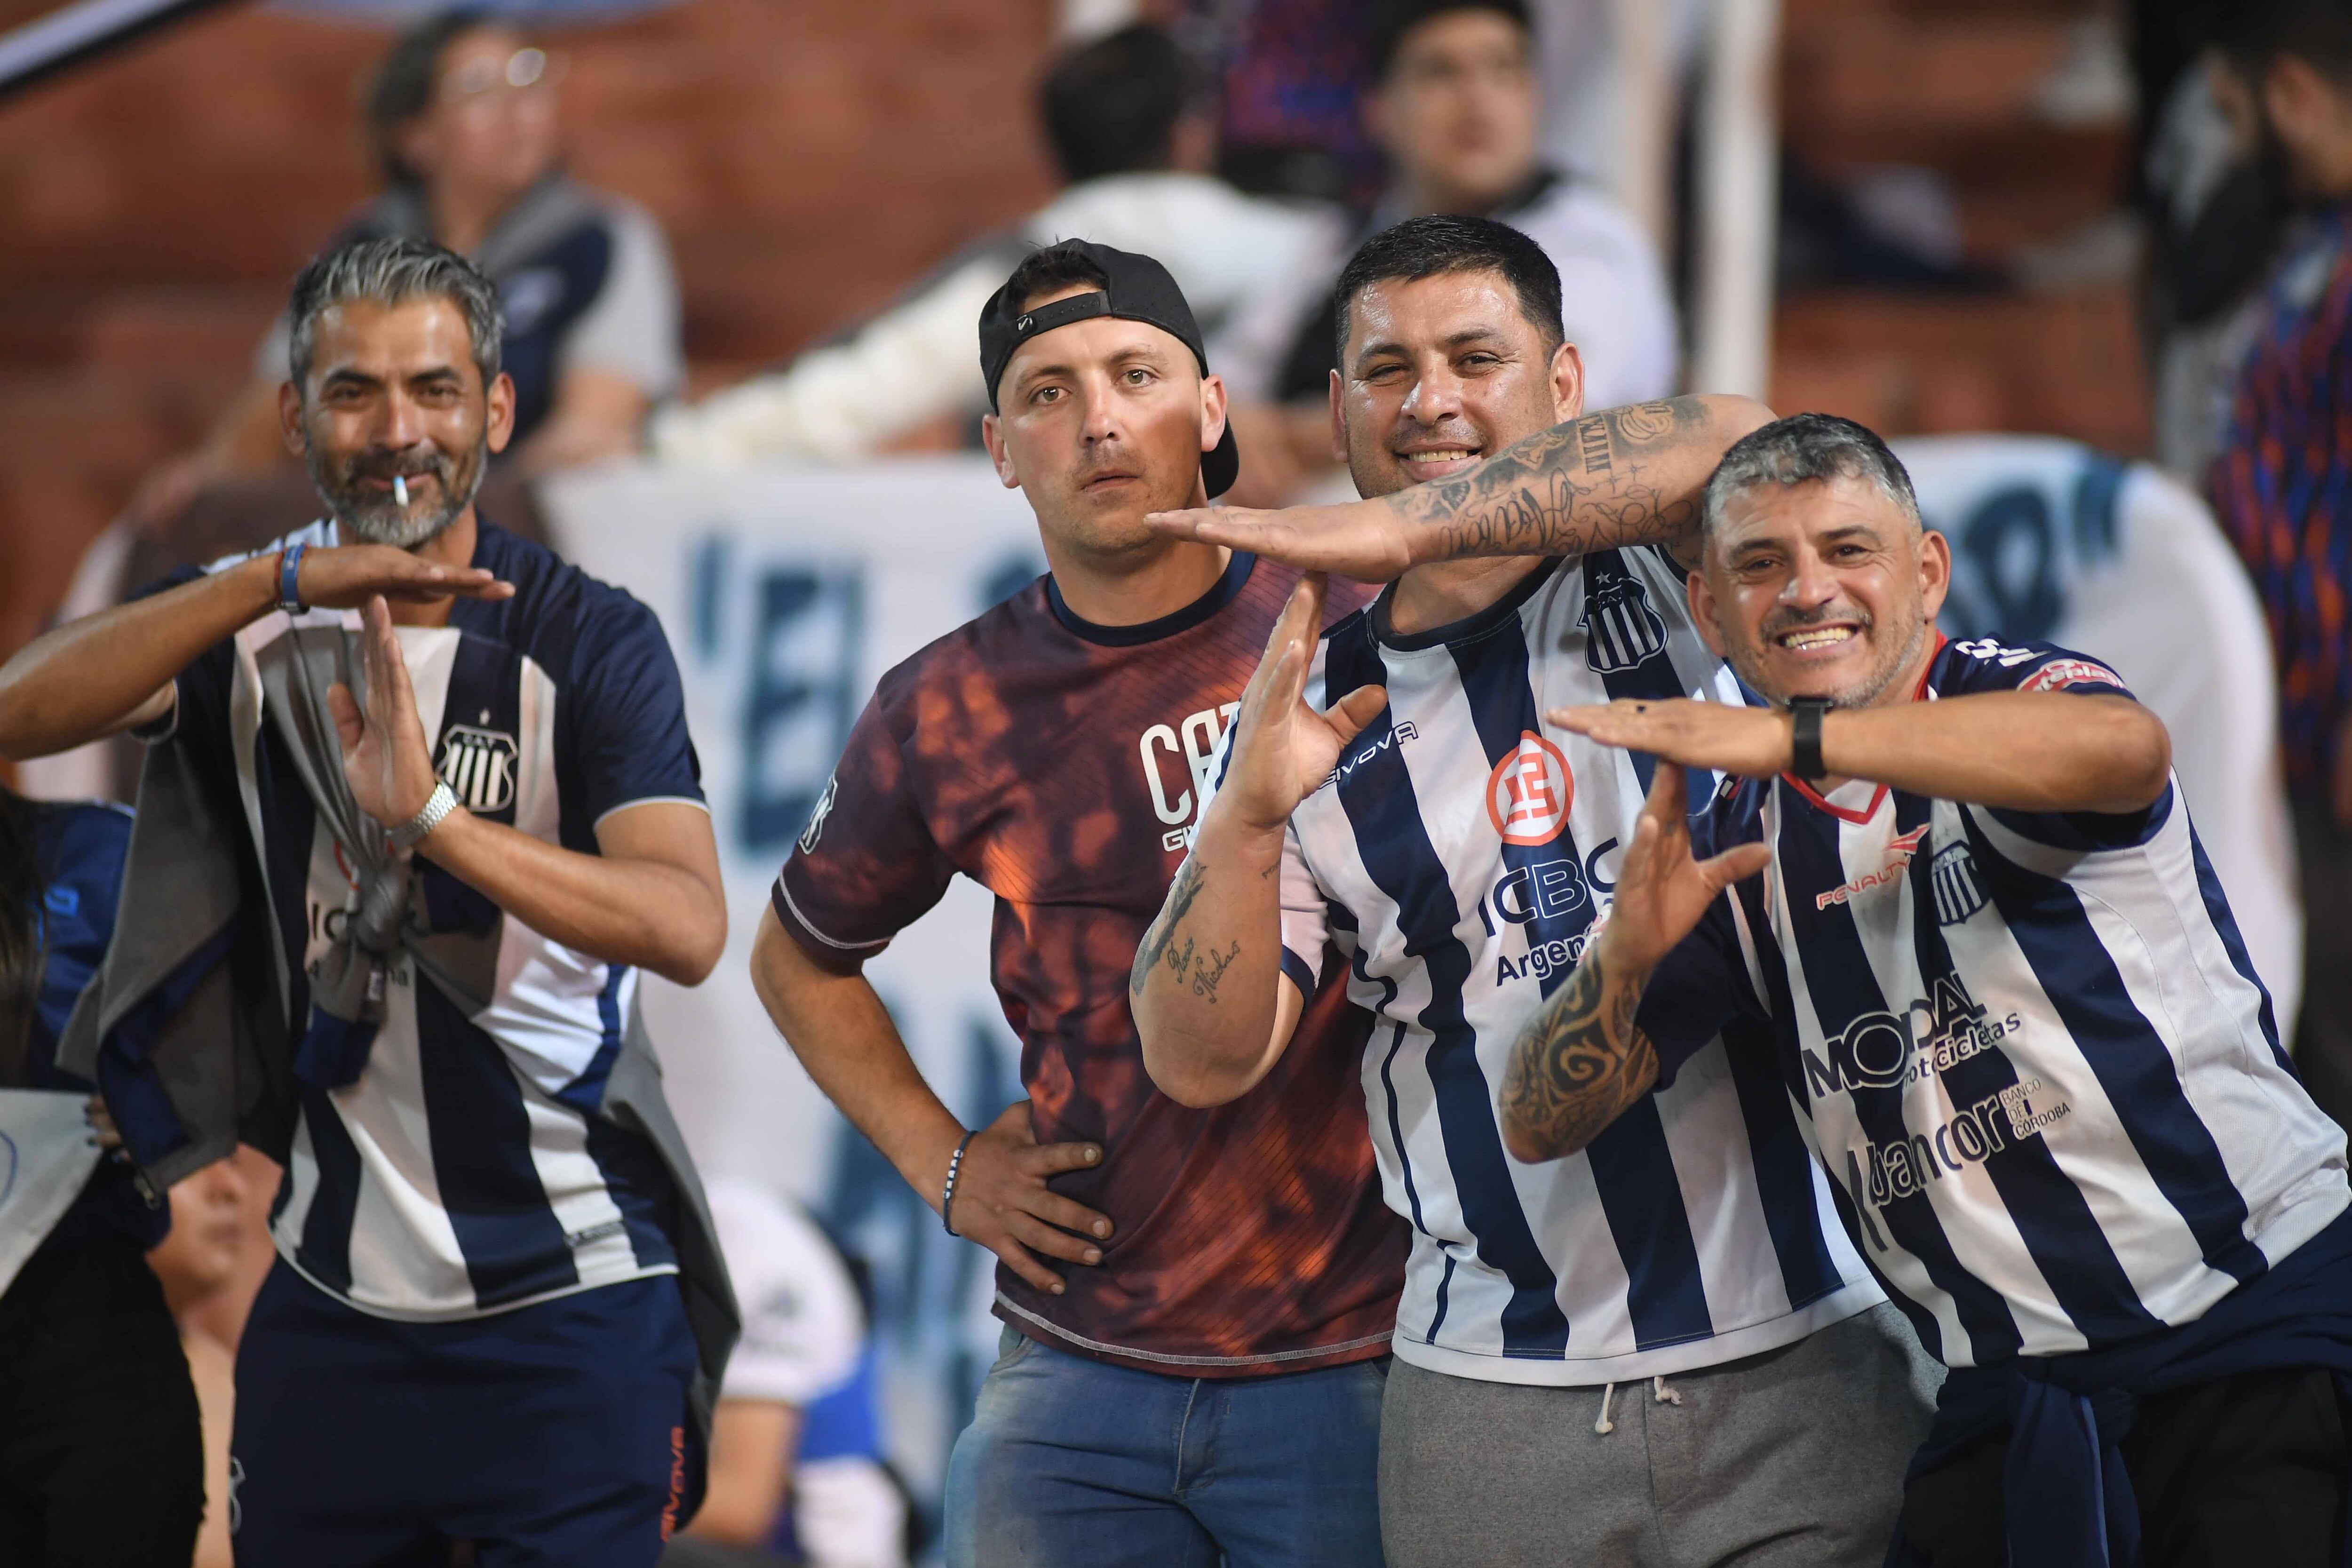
[743,240,1406,1564]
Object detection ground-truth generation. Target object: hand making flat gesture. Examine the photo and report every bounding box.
[1215,573,1390,834]
[1594,760,1772,977]
[326,595,446,833]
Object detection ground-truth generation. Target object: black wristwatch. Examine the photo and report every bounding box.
[1789,697,1832,782]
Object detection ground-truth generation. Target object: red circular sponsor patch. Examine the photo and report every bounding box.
[1487,731,1575,846]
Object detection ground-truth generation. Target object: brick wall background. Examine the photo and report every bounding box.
[0,0,1058,653]
[0,0,2150,660]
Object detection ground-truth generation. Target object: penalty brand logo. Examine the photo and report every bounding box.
[1487,732,1574,846]
[1816,824,1932,911]
[435,724,517,814]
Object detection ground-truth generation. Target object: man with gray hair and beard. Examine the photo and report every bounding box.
[0,236,732,1566]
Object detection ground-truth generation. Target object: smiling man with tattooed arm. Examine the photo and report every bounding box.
[1136,218,1932,1568]
[1499,414,2352,1568]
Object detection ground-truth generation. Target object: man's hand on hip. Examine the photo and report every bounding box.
[951,1101,1113,1297]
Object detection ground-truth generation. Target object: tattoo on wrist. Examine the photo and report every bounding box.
[1407,397,1706,561]
[1499,952,1659,1158]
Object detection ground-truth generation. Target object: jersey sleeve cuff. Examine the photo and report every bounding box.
[1279,945,1319,996]
[770,878,891,976]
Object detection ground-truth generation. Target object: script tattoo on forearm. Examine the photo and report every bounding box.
[1132,858,1207,999]
[1498,952,1660,1159]
[1191,941,1240,1002]
[1402,396,1708,562]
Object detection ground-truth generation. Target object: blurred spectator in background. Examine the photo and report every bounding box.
[130,5,681,534]
[1199,0,1382,203]
[2137,30,2301,484]
[2208,0,2352,1132]
[0,788,201,1567]
[653,24,1342,468]
[667,1178,908,1568]
[1221,0,1678,502]
[146,1157,258,1568]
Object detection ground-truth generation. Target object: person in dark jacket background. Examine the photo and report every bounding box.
[0,786,203,1567]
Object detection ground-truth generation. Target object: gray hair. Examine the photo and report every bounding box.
[1700,413,1921,537]
[286,235,504,390]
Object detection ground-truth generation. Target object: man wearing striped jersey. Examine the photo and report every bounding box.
[0,239,731,1564]
[1135,217,1934,1567]
[1500,414,2352,1567]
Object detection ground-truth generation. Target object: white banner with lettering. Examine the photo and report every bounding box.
[544,455,1047,1495]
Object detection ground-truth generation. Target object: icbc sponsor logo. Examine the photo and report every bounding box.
[1487,732,1574,846]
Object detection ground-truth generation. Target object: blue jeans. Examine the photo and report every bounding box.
[944,1327,1388,1568]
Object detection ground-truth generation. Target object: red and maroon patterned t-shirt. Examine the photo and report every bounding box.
[771,551,1405,1375]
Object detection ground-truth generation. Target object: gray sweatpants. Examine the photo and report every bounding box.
[1378,1302,1940,1568]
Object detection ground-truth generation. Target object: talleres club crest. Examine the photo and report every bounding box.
[1581,570,1667,674]
[434,724,518,814]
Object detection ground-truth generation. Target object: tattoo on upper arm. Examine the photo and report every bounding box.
[1498,953,1660,1158]
[1411,396,1708,562]
[1132,858,1206,998]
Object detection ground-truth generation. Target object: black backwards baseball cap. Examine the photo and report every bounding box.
[977,239,1241,499]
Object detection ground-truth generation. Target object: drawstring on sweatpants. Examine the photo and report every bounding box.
[1596,1376,1685,1436]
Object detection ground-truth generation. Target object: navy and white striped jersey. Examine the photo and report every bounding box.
[1640,635,2351,1368]
[156,520,703,1320]
[1230,549,1883,1386]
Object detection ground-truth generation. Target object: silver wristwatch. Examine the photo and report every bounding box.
[392,781,459,849]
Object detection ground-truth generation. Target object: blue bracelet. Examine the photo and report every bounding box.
[277,541,308,617]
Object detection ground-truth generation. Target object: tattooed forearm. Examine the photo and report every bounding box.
[1498,950,1660,1162]
[1399,396,1711,563]
[1132,858,1207,998]
[1191,941,1240,1002]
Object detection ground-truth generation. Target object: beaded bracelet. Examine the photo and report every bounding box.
[940,1127,979,1237]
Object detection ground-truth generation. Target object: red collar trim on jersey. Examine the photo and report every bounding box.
[1781,773,1888,823]
[1776,632,1948,823]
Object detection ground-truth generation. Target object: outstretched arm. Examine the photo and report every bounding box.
[1146,394,1775,581]
[0,544,511,760]
[1549,690,2171,816]
[1133,574,1385,1106]
[1500,762,1770,1162]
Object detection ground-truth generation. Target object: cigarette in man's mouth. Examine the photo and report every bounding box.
[394,475,409,508]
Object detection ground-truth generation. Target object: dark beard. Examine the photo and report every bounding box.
[308,433,485,549]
